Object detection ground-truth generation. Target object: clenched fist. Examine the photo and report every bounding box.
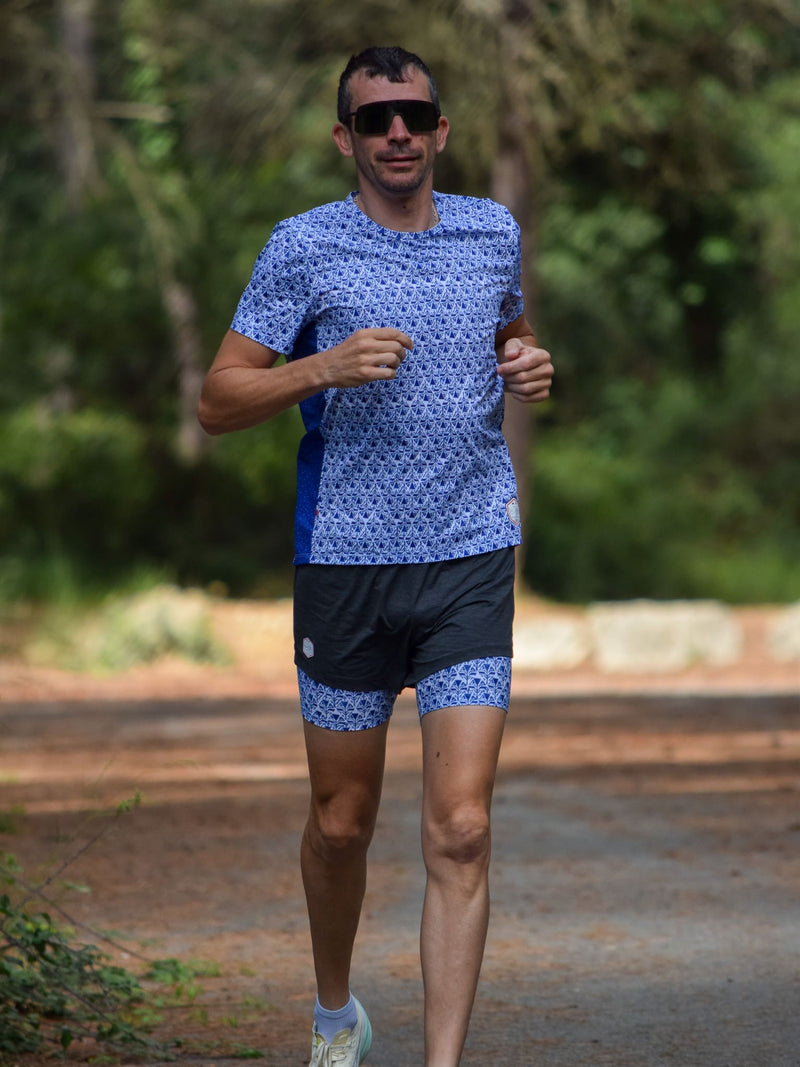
[322,328,413,388]
[497,337,553,403]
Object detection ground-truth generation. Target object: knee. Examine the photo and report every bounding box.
[423,804,491,870]
[306,797,376,863]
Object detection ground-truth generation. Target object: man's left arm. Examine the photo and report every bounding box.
[495,314,553,403]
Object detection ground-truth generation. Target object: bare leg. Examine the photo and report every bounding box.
[301,719,389,1009]
[419,705,506,1066]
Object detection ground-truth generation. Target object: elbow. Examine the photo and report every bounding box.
[196,395,226,436]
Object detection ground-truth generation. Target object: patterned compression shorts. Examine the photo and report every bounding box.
[298,656,512,731]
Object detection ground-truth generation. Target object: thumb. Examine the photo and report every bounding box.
[502,337,524,361]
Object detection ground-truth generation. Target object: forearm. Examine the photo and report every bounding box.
[198,351,328,435]
[198,325,412,435]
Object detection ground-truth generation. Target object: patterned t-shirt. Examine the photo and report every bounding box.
[231,191,525,565]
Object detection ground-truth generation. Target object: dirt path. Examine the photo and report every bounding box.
[2,677,799,1065]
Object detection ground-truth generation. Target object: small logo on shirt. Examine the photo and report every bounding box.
[302,637,314,658]
[506,498,521,526]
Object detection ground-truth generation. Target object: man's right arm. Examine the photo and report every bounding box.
[197,327,413,436]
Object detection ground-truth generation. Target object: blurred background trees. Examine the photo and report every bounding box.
[1,0,798,603]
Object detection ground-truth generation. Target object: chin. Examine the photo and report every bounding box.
[377,172,427,195]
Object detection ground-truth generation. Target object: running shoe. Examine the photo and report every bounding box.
[309,996,372,1066]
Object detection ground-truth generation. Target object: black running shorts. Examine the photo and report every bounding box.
[293,548,515,694]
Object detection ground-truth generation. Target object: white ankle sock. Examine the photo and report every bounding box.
[314,993,357,1043]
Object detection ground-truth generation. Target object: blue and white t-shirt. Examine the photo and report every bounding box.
[231,191,524,565]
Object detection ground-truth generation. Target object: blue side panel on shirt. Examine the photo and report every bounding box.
[292,325,324,563]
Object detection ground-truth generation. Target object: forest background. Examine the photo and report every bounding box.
[1,0,799,609]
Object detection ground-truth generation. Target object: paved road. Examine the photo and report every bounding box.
[1,692,799,1065]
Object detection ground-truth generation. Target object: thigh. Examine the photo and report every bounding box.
[304,716,390,828]
[420,705,506,824]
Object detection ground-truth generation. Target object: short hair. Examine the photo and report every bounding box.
[337,46,440,123]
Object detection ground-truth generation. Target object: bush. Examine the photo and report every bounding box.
[25,585,230,672]
[0,791,225,1057]
[0,406,154,601]
[0,866,144,1053]
[524,374,800,602]
[0,797,153,1055]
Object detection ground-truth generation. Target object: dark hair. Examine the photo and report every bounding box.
[337,46,440,123]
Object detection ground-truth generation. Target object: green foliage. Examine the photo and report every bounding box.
[0,794,232,1057]
[0,407,153,600]
[0,0,798,603]
[144,956,220,1004]
[0,806,27,835]
[525,375,800,602]
[536,194,681,409]
[0,852,146,1055]
[26,586,230,672]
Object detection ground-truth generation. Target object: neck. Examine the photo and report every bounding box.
[354,185,438,232]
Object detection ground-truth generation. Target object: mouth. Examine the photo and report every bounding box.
[378,154,420,165]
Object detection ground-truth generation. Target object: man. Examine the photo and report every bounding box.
[198,45,553,1067]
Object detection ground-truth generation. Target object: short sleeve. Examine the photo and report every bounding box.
[497,213,524,330]
[230,221,313,355]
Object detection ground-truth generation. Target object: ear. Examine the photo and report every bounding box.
[435,115,449,155]
[332,122,354,158]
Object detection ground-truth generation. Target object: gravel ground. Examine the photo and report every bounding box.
[1,686,799,1066]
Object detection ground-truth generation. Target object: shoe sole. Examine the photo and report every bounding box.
[353,997,372,1063]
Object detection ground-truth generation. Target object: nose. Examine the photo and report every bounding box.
[386,112,412,141]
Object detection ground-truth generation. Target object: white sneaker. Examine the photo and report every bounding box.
[309,996,372,1066]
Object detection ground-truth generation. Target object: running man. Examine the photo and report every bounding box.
[198,45,553,1067]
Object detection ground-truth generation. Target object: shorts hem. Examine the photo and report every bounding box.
[415,656,512,717]
[297,667,396,731]
[407,646,513,689]
[293,654,403,694]
[294,645,513,693]
[418,700,508,718]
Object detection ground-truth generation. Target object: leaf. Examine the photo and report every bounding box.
[60,881,91,894]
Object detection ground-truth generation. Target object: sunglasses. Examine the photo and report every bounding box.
[347,99,440,136]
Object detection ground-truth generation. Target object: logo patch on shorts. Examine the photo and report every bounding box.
[506,497,521,526]
[302,637,314,658]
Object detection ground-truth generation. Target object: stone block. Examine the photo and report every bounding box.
[588,600,742,673]
[766,602,800,663]
[513,616,591,670]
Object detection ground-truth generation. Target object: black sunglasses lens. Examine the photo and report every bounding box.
[353,100,439,135]
[353,104,388,135]
[403,101,440,131]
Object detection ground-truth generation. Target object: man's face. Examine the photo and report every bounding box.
[333,68,449,197]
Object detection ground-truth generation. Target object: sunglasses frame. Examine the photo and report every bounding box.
[346,99,441,136]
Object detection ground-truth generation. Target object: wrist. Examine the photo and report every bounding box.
[304,349,335,391]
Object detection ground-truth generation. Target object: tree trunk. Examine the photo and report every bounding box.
[163,279,208,463]
[57,0,102,209]
[491,1,541,587]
